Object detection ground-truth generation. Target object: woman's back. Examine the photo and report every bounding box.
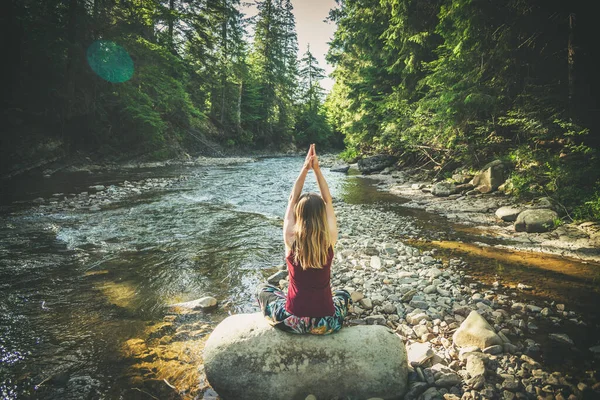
[285,247,335,318]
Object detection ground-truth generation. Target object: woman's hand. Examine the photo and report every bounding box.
[302,144,315,171]
[311,144,320,171]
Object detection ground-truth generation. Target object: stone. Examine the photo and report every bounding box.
[432,182,459,197]
[407,342,434,366]
[407,311,430,325]
[365,315,387,326]
[267,270,288,285]
[453,311,503,350]
[351,291,365,303]
[495,206,523,222]
[404,382,429,400]
[203,313,408,400]
[548,333,574,346]
[169,296,217,311]
[89,185,105,192]
[482,345,503,355]
[589,345,600,356]
[371,256,382,269]
[421,387,443,400]
[466,355,485,378]
[330,164,350,173]
[471,160,509,193]
[360,298,373,309]
[33,197,45,204]
[514,209,559,233]
[357,155,397,174]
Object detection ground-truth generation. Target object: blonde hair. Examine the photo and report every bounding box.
[293,193,331,270]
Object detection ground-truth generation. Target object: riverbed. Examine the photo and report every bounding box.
[0,157,598,399]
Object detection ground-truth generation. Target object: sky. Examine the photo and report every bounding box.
[241,0,338,92]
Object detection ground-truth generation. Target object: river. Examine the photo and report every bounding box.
[1,157,598,399]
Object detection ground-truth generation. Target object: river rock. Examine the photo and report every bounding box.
[330,164,350,173]
[431,182,458,197]
[466,354,486,378]
[495,206,523,222]
[548,333,574,346]
[471,160,508,193]
[453,311,503,349]
[357,155,397,174]
[514,209,559,233]
[267,270,288,285]
[169,296,217,311]
[407,342,434,366]
[89,185,105,192]
[203,313,408,400]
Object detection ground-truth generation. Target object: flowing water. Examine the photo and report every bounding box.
[0,157,598,399]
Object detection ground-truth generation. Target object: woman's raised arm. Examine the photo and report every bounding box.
[283,146,314,248]
[312,146,338,246]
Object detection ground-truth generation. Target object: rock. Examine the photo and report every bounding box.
[351,291,365,303]
[432,182,459,197]
[89,205,101,212]
[452,173,474,184]
[427,268,443,279]
[453,311,503,349]
[330,164,350,173]
[357,155,397,174]
[365,315,387,326]
[267,270,288,285]
[89,185,105,192]
[371,256,382,269]
[407,342,434,367]
[517,283,533,291]
[471,160,509,193]
[204,313,408,400]
[466,355,486,378]
[420,387,443,400]
[407,311,430,325]
[360,298,373,310]
[169,296,217,311]
[33,197,45,204]
[432,364,462,387]
[495,206,523,222]
[514,209,559,233]
[404,382,429,400]
[548,333,574,346]
[402,289,418,303]
[482,345,503,355]
[589,345,600,356]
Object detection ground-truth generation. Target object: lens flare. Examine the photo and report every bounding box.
[86,40,134,83]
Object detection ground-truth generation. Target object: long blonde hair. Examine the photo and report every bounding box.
[293,193,331,270]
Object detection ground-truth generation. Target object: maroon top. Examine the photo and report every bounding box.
[285,246,335,317]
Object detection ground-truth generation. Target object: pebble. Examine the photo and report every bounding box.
[548,333,574,346]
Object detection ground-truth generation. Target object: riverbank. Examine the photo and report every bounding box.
[337,162,600,264]
[121,194,599,399]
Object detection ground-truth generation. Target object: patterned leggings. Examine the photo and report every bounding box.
[256,283,351,335]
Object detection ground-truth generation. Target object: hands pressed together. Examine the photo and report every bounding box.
[302,144,320,172]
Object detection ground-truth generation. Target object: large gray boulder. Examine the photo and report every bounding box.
[495,206,523,222]
[471,160,509,193]
[357,155,397,174]
[514,209,559,233]
[452,311,503,350]
[203,313,408,400]
[431,182,458,197]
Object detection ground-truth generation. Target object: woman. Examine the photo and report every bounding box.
[257,144,350,335]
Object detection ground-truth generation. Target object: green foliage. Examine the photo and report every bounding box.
[325,0,600,220]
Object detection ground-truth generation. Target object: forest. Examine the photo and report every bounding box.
[1,0,599,220]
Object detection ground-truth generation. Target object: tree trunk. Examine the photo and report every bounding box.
[568,13,575,115]
[168,0,175,51]
[237,81,243,132]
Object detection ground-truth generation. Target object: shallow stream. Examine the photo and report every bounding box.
[0,157,598,398]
